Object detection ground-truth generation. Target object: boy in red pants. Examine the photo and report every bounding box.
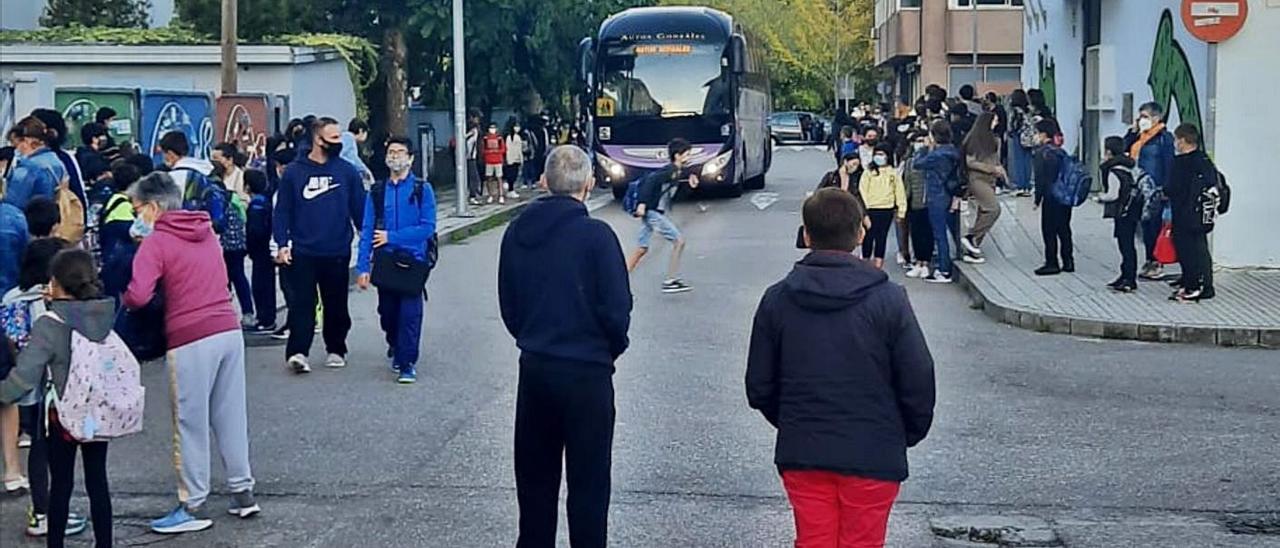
[746,188,936,547]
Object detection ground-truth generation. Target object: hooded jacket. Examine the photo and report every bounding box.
[498,195,631,368]
[1168,149,1217,233]
[746,252,935,482]
[273,154,366,257]
[0,298,116,404]
[124,210,239,349]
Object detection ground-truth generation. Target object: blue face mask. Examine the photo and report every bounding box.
[129,216,154,239]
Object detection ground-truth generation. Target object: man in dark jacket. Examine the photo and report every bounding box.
[747,187,935,547]
[498,145,632,548]
[1167,123,1217,302]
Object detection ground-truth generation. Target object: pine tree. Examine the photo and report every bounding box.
[41,0,153,29]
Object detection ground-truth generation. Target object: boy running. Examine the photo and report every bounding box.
[626,138,699,294]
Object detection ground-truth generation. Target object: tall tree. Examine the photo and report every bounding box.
[42,0,153,28]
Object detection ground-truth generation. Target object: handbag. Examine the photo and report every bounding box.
[368,179,437,295]
[1154,222,1178,265]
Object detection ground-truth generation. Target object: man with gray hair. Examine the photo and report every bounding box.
[1123,101,1175,280]
[122,172,259,534]
[498,145,632,548]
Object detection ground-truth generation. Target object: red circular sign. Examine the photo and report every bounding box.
[1181,0,1249,43]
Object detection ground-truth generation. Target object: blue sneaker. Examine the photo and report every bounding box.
[397,367,417,384]
[387,349,398,373]
[150,505,213,534]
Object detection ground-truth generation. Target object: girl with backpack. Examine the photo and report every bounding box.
[0,248,136,548]
[1096,137,1145,293]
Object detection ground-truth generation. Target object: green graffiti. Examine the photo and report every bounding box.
[1148,10,1202,130]
[1038,45,1057,113]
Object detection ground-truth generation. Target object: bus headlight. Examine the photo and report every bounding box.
[596,155,625,180]
[702,150,733,178]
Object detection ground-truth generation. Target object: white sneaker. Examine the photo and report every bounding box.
[507,191,520,199]
[240,313,256,328]
[288,354,311,374]
[905,265,925,279]
[925,272,954,284]
[962,253,987,264]
[325,353,347,368]
[960,236,983,256]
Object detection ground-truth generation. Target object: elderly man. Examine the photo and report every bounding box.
[498,146,632,548]
[123,172,259,535]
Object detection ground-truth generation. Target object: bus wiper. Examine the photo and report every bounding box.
[660,110,701,118]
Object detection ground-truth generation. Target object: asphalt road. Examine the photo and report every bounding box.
[1,149,1277,547]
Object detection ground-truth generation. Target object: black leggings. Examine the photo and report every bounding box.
[862,209,896,260]
[48,425,112,548]
[20,403,49,515]
[908,208,934,263]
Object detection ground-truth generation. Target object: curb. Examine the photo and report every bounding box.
[954,263,1280,349]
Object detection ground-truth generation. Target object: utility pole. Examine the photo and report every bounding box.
[220,0,237,95]
[971,0,979,88]
[452,0,469,216]
[833,0,842,113]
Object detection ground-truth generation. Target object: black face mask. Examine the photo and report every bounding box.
[320,140,343,157]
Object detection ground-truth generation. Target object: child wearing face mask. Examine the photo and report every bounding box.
[858,144,907,270]
[481,124,507,204]
[901,133,935,279]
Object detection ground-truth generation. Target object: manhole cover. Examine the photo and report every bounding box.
[930,515,1063,547]
[1221,514,1280,536]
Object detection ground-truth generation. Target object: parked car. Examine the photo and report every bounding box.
[769,111,823,144]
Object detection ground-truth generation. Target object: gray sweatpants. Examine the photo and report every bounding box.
[166,329,255,510]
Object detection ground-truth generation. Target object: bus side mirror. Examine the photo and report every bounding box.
[577,38,595,84]
[730,35,747,74]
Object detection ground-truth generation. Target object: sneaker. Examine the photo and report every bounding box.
[325,353,347,369]
[468,197,482,206]
[1062,262,1076,273]
[507,190,520,199]
[895,254,907,266]
[240,313,256,328]
[1173,288,1204,303]
[960,235,983,256]
[661,279,693,294]
[1109,282,1136,293]
[18,434,31,448]
[905,265,926,279]
[1140,263,1164,280]
[249,323,276,335]
[387,350,399,373]
[1017,189,1034,197]
[26,508,88,537]
[227,490,261,519]
[288,354,311,374]
[1035,265,1062,276]
[270,326,289,340]
[151,505,213,534]
[925,272,953,284]
[398,367,417,385]
[961,253,986,264]
[4,475,30,494]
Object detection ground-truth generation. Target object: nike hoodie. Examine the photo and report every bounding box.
[124,210,239,349]
[273,154,366,257]
[746,251,936,482]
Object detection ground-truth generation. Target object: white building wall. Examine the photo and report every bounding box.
[0,0,174,29]
[1021,0,1084,152]
[289,61,358,124]
[1212,0,1280,268]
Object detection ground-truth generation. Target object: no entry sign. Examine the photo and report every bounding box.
[1181,0,1249,43]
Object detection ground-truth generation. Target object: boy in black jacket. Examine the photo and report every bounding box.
[746,188,935,547]
[1168,123,1217,302]
[626,138,700,294]
[244,170,277,331]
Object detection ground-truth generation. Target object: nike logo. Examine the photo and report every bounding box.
[302,176,339,200]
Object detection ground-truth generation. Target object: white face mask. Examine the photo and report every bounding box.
[873,155,888,166]
[1138,118,1154,132]
[386,157,413,173]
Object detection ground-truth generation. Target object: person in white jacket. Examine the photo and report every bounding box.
[504,123,526,199]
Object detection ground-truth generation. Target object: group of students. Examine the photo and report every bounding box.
[0,106,440,546]
[462,111,586,207]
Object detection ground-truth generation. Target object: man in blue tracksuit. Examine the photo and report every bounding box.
[356,137,437,384]
[273,117,366,373]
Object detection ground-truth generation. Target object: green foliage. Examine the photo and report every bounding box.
[269,33,380,119]
[174,0,327,40]
[0,24,207,45]
[41,0,152,29]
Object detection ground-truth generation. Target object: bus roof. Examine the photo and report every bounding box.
[598,6,733,43]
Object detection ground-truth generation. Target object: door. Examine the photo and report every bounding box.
[1081,0,1102,183]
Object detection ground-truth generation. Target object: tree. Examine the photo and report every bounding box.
[42,0,153,28]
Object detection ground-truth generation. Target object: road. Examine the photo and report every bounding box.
[1,149,1277,547]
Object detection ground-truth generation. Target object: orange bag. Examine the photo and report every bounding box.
[1154,222,1177,265]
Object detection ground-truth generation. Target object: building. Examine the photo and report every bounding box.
[1025,0,1278,268]
[0,0,175,30]
[873,0,1025,103]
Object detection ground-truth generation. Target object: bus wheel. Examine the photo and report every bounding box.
[744,172,766,190]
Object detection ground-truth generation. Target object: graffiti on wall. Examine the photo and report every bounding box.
[1025,0,1049,33]
[1038,45,1057,114]
[141,91,213,164]
[215,95,270,168]
[1148,9,1202,130]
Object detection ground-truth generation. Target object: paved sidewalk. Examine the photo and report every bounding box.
[954,196,1280,348]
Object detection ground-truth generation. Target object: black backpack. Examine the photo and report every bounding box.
[369,178,439,292]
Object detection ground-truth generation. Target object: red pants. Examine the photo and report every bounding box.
[782,470,901,548]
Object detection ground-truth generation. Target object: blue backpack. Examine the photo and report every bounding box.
[176,167,230,234]
[1050,149,1093,207]
[622,179,643,215]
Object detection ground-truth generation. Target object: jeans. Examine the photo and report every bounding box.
[224,250,253,316]
[782,470,900,548]
[1040,202,1074,268]
[377,288,425,369]
[285,254,352,358]
[467,159,482,199]
[48,426,111,548]
[927,199,953,275]
[1114,217,1139,284]
[515,355,614,548]
[249,247,277,327]
[1142,206,1164,263]
[1009,144,1033,190]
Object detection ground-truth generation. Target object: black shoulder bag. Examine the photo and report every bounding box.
[370,180,438,296]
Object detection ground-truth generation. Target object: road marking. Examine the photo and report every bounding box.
[750,192,780,211]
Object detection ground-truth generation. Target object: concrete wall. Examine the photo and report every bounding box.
[1212,0,1280,268]
[0,0,173,29]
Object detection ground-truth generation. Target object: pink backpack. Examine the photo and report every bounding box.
[44,311,145,442]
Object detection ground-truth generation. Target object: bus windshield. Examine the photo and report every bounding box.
[599,42,730,118]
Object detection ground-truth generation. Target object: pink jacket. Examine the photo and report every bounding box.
[124,210,239,349]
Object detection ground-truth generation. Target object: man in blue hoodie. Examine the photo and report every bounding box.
[498,145,631,548]
[355,137,437,384]
[273,117,366,374]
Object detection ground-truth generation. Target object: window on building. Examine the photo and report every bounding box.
[952,0,1024,7]
[901,0,922,7]
[949,65,1022,94]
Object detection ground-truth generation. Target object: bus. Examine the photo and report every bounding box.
[576,6,772,199]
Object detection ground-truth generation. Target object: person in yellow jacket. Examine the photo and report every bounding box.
[858,144,907,269]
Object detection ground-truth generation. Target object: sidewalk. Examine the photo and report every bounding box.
[954,196,1280,348]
